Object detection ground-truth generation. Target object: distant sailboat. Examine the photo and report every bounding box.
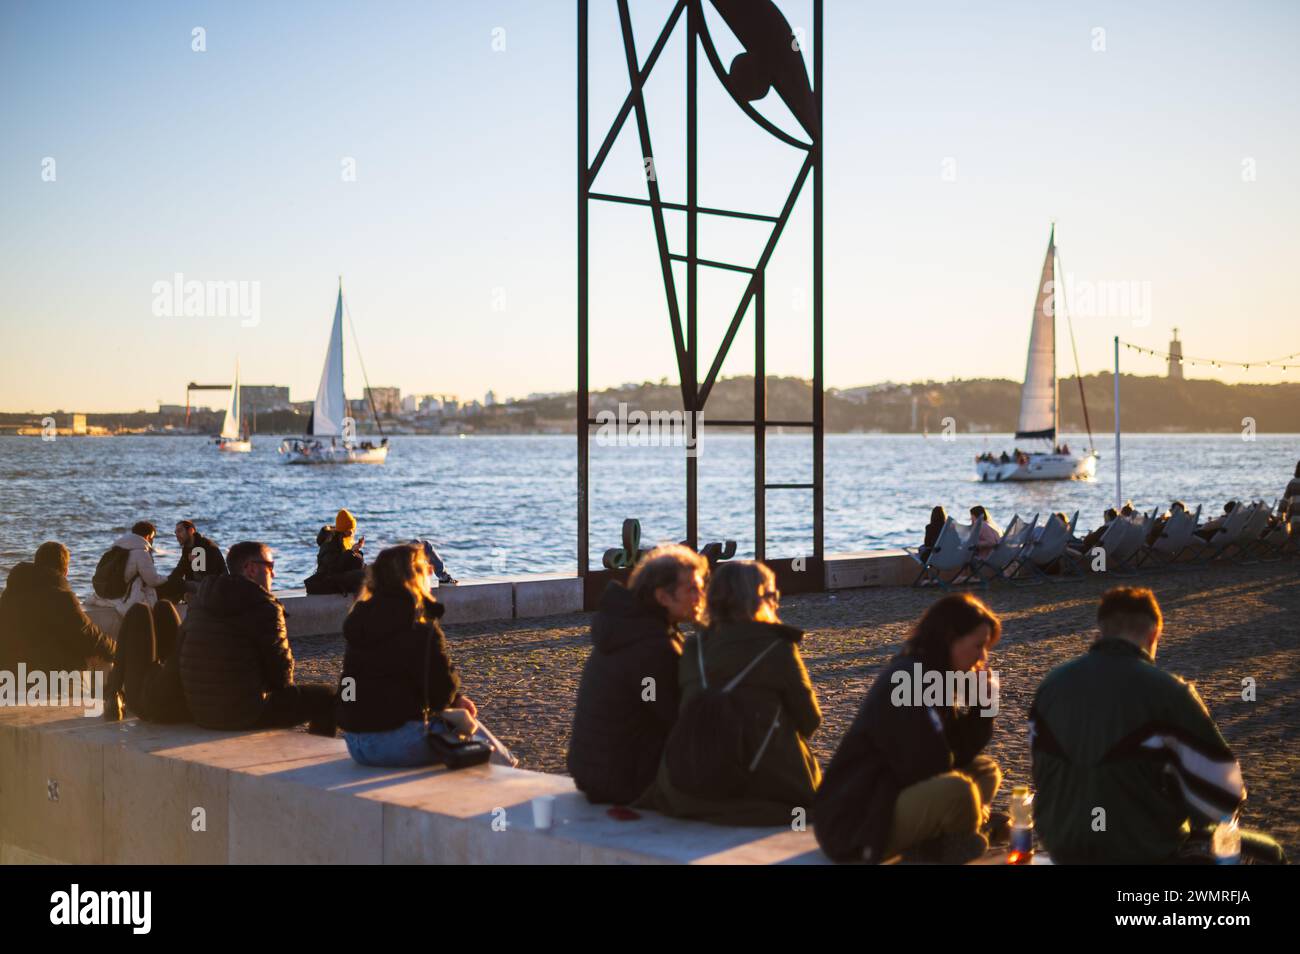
[215,360,251,453]
[976,226,1098,482]
[279,279,389,465]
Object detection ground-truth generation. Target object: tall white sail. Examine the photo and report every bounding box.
[310,285,347,437]
[221,361,242,439]
[1015,226,1058,442]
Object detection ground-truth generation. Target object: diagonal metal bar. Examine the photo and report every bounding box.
[698,151,814,408]
[617,0,689,400]
[589,191,779,223]
[589,1,686,184]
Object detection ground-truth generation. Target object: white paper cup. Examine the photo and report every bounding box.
[532,794,556,830]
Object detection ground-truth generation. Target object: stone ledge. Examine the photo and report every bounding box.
[0,706,829,865]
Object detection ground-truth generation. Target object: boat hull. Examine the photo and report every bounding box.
[216,438,251,453]
[976,452,1097,482]
[278,439,388,465]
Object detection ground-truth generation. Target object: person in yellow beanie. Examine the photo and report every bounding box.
[304,509,367,595]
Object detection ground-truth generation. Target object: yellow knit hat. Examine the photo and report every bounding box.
[331,509,356,535]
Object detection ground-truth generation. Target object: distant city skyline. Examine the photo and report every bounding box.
[2,0,1298,412]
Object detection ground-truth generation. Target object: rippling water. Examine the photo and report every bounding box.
[1,433,1296,595]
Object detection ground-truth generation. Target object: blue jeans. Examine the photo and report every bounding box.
[344,719,440,767]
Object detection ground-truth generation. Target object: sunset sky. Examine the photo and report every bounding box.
[1,0,1297,412]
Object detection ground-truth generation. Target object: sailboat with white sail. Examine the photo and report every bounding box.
[976,225,1098,482]
[279,279,389,465]
[215,360,251,453]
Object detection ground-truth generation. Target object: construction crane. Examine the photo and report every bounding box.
[184,382,232,429]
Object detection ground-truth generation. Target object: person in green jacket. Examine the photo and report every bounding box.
[1031,586,1286,864]
[636,559,822,826]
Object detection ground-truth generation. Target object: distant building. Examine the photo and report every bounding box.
[401,394,419,414]
[291,400,315,416]
[485,390,497,406]
[159,404,188,416]
[1168,328,1183,380]
[71,413,87,435]
[419,395,442,413]
[365,387,401,416]
[240,385,291,413]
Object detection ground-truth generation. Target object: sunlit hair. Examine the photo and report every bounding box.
[970,505,989,522]
[704,560,779,628]
[34,541,69,576]
[904,593,1002,672]
[177,520,196,533]
[132,521,156,539]
[355,544,433,623]
[628,544,708,613]
[1097,586,1162,643]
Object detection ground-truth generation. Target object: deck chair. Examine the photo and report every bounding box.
[907,519,980,590]
[1256,508,1292,562]
[1095,515,1147,576]
[1185,501,1247,563]
[971,513,1038,584]
[1230,501,1274,563]
[1139,504,1202,569]
[1013,512,1079,585]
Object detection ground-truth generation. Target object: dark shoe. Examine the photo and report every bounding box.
[438,574,458,585]
[901,832,989,865]
[306,719,336,737]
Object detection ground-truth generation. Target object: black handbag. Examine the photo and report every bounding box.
[422,627,490,769]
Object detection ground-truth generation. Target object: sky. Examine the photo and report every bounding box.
[1,0,1297,412]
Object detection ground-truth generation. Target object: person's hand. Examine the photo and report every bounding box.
[452,693,477,717]
[355,536,365,550]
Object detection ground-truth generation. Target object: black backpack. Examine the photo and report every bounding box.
[91,546,132,599]
[663,636,782,799]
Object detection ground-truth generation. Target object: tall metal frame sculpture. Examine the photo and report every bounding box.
[577,0,823,582]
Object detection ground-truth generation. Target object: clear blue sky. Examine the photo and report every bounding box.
[2,0,1297,412]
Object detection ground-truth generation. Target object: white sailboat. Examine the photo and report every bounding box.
[279,279,389,465]
[215,360,251,453]
[976,225,1098,482]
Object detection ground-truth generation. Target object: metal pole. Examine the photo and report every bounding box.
[755,270,766,561]
[577,0,589,576]
[686,0,698,551]
[1113,335,1121,509]
[812,0,824,562]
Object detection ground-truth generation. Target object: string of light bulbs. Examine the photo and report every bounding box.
[1116,340,1300,372]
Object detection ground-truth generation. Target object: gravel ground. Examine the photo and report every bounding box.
[293,560,1300,855]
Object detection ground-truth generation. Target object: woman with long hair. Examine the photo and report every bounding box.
[637,560,822,826]
[336,543,476,766]
[815,593,1003,864]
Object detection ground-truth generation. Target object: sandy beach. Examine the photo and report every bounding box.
[294,561,1300,856]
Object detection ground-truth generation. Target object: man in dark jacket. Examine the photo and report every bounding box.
[180,541,335,734]
[567,544,708,805]
[1031,587,1286,864]
[157,520,227,602]
[0,542,116,675]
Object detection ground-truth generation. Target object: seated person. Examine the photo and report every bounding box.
[409,539,458,585]
[304,509,366,595]
[1195,500,1236,541]
[157,520,227,603]
[969,506,1001,558]
[567,545,708,805]
[180,542,335,734]
[1075,508,1119,554]
[1285,461,1300,502]
[636,561,822,826]
[102,600,190,723]
[1030,587,1286,864]
[1145,501,1187,546]
[918,506,947,560]
[337,544,478,766]
[815,594,1002,864]
[0,542,116,683]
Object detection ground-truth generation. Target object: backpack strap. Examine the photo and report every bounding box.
[748,708,783,772]
[722,639,780,693]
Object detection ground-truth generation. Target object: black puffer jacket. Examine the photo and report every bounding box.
[566,582,683,804]
[167,533,228,585]
[814,652,995,863]
[337,593,459,733]
[304,528,365,594]
[0,562,116,672]
[179,574,293,729]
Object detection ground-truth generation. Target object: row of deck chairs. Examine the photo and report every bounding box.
[906,499,1297,590]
